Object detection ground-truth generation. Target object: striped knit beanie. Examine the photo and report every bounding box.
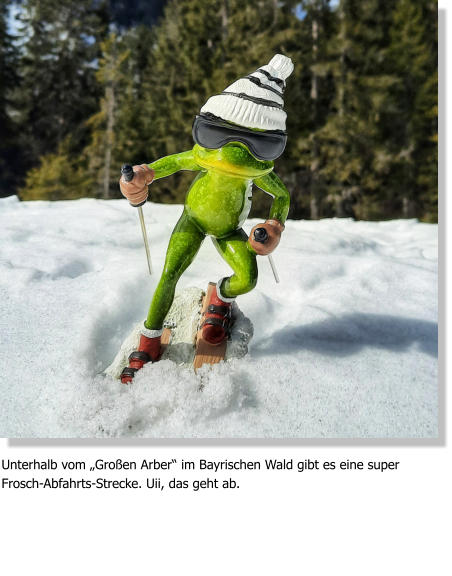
[200,54,294,132]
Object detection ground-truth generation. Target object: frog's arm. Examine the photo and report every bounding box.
[254,172,290,224]
[147,150,201,180]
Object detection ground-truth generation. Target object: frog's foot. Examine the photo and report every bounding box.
[120,330,162,384]
[201,283,233,346]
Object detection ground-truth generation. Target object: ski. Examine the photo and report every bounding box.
[107,283,253,381]
[160,327,172,354]
[193,282,227,371]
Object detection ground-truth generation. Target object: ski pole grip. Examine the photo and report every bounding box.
[254,227,268,243]
[121,164,134,183]
[121,164,146,207]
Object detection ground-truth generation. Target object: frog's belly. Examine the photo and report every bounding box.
[185,175,252,238]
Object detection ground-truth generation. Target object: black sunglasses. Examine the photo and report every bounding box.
[192,114,287,161]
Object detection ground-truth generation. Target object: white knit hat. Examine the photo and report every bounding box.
[200,54,294,132]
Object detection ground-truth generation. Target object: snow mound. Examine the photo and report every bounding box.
[105,287,253,379]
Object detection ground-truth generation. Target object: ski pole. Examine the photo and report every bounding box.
[253,227,280,284]
[121,164,153,275]
[267,254,280,284]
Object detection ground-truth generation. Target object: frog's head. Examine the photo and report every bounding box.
[193,54,293,176]
[192,114,283,177]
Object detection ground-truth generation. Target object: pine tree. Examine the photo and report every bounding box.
[381,0,437,221]
[289,0,337,219]
[84,32,131,199]
[19,137,92,201]
[15,0,109,168]
[113,25,156,179]
[310,0,400,219]
[108,0,166,29]
[14,0,437,222]
[0,0,21,197]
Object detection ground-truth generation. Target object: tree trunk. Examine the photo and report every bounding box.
[310,16,320,219]
[272,0,278,26]
[221,0,228,39]
[402,196,416,218]
[338,1,346,119]
[220,0,229,66]
[103,80,115,200]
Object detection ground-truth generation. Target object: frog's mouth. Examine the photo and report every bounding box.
[193,144,274,178]
[192,113,287,161]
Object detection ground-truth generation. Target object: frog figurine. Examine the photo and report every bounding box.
[119,54,293,383]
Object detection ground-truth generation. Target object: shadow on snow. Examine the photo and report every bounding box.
[252,314,437,358]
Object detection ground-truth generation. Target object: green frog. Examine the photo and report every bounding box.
[119,54,293,383]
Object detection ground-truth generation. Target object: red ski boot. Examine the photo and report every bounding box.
[201,283,233,345]
[120,330,162,384]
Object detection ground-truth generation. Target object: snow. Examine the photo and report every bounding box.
[0,196,437,438]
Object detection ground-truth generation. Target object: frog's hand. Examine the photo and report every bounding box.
[248,219,284,256]
[119,164,155,206]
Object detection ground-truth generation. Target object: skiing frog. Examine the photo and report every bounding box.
[119,54,293,383]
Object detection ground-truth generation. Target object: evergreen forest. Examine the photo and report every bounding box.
[0,0,438,221]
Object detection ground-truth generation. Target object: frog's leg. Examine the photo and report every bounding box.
[212,229,258,299]
[145,210,205,330]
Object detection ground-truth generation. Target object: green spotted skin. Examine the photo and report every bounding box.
[186,171,252,238]
[144,143,290,330]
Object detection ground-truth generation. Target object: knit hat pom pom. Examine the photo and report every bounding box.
[268,54,294,80]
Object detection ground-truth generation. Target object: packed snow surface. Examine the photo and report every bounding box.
[0,196,437,438]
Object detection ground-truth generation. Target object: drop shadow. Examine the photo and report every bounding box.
[252,314,438,358]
